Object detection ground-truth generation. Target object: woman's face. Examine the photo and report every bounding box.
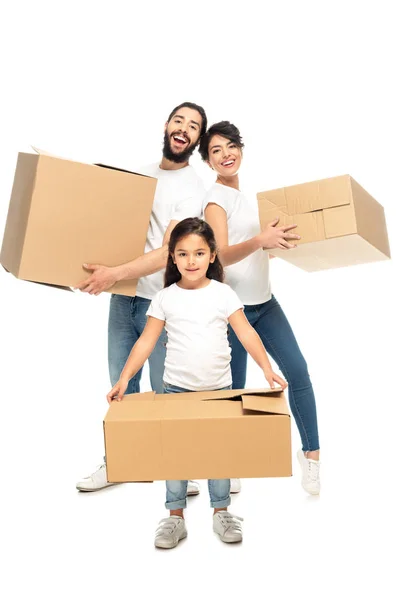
[207,134,242,177]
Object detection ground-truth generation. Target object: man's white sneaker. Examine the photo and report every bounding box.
[230,479,241,494]
[187,480,200,496]
[154,516,187,549]
[76,464,119,492]
[297,450,321,495]
[213,511,243,543]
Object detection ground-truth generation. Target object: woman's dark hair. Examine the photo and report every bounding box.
[167,102,208,139]
[164,217,224,287]
[198,121,244,162]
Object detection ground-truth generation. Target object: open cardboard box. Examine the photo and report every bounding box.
[257,175,391,271]
[0,148,156,295]
[104,387,292,482]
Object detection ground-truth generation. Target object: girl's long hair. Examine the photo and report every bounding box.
[164,217,224,287]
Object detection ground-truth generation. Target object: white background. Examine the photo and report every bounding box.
[1,1,399,598]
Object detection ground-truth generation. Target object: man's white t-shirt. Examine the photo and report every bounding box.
[146,280,243,391]
[135,163,205,300]
[203,183,271,305]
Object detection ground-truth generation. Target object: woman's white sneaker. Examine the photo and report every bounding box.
[213,511,243,543]
[187,480,200,496]
[154,516,187,549]
[297,450,321,495]
[230,479,241,493]
[76,464,119,492]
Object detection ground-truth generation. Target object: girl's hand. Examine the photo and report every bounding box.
[107,379,128,404]
[264,369,288,390]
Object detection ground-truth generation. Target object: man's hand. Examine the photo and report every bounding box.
[75,264,119,295]
[258,218,300,250]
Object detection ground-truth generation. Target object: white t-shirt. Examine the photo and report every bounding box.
[146,279,243,391]
[135,163,205,300]
[203,183,271,305]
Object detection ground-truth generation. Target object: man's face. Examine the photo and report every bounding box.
[163,106,203,163]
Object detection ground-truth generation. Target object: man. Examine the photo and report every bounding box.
[75,102,207,494]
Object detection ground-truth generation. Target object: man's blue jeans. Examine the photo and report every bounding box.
[108,294,167,394]
[163,382,231,510]
[229,295,320,452]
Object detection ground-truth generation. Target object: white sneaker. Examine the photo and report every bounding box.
[297,450,321,495]
[154,516,187,549]
[230,478,241,494]
[76,464,119,492]
[213,511,243,543]
[187,480,200,496]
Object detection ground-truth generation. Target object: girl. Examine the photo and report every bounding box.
[199,121,321,496]
[107,217,286,549]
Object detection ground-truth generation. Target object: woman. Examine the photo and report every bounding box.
[199,122,321,495]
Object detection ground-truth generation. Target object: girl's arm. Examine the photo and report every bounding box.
[107,316,165,402]
[228,309,287,389]
[205,203,299,268]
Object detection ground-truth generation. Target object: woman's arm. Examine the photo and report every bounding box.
[107,316,165,402]
[205,203,299,268]
[228,309,287,389]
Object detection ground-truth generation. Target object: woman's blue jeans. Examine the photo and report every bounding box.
[163,382,231,510]
[229,295,320,452]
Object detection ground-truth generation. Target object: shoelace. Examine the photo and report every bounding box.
[308,460,320,482]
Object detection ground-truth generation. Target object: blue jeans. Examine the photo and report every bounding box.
[229,295,320,452]
[163,382,231,510]
[108,294,167,394]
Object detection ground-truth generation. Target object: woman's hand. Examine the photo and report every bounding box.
[107,379,128,404]
[257,218,300,250]
[263,369,288,390]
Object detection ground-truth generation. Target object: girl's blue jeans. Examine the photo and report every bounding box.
[163,382,231,510]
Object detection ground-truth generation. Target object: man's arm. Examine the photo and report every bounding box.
[75,220,178,295]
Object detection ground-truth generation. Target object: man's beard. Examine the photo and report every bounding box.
[162,131,197,163]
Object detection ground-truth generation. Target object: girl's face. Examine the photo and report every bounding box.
[172,234,215,283]
[207,134,242,177]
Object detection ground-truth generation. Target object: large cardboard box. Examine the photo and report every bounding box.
[104,388,292,482]
[0,150,157,295]
[257,175,391,271]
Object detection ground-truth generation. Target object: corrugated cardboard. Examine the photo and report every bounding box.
[104,388,292,482]
[0,150,156,295]
[257,175,391,271]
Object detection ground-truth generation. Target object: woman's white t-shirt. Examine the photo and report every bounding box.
[204,183,271,305]
[146,279,243,391]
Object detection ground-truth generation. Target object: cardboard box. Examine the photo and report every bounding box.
[0,150,157,295]
[257,175,391,271]
[104,388,292,482]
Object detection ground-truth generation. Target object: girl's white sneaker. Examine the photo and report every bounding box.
[154,516,187,549]
[213,511,243,543]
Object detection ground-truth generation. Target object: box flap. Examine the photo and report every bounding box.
[31,146,60,157]
[154,387,282,402]
[242,393,289,415]
[95,163,154,178]
[285,175,352,215]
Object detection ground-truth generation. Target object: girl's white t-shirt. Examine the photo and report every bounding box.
[203,183,271,305]
[146,279,243,391]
